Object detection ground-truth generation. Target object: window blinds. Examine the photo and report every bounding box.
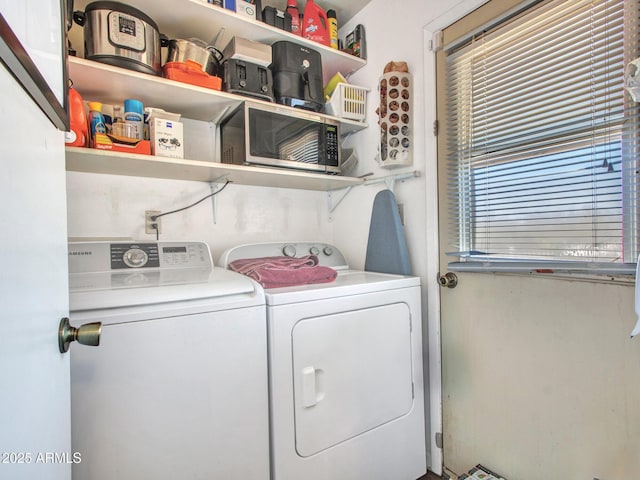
[444,0,640,268]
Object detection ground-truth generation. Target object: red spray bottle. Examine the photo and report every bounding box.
[303,0,330,46]
[287,0,302,36]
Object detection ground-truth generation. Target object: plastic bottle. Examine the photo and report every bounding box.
[113,104,123,124]
[327,9,338,49]
[286,0,301,36]
[101,103,114,133]
[303,0,330,46]
[124,99,144,140]
[87,101,106,147]
[65,82,88,147]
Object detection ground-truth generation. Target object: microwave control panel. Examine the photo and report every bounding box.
[326,124,339,166]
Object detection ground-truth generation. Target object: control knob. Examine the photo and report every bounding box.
[282,244,297,257]
[323,246,334,256]
[309,246,320,255]
[122,248,148,268]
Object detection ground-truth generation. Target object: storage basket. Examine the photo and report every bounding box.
[326,83,369,121]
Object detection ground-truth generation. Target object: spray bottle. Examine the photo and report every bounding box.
[87,101,106,147]
[286,0,302,36]
[327,9,338,49]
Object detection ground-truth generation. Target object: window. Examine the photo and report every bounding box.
[439,0,640,273]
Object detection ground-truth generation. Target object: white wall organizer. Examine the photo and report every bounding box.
[377,71,413,168]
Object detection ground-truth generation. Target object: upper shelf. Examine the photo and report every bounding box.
[71,0,367,83]
[68,57,368,133]
[69,57,240,123]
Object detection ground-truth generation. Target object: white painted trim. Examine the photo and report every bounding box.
[421,1,490,475]
[422,26,444,475]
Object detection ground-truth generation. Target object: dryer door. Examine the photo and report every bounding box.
[291,302,414,457]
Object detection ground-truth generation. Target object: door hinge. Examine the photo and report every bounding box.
[435,431,443,448]
[433,120,439,136]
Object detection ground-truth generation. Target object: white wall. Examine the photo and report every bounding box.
[66,173,332,261]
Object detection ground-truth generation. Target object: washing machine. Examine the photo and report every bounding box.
[220,242,426,480]
[68,241,270,480]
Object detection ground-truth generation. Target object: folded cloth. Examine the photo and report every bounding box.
[228,255,337,289]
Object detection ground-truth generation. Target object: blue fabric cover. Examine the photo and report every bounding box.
[364,189,412,275]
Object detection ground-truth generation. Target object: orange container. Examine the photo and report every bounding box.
[65,83,88,147]
[93,133,151,155]
[163,61,222,90]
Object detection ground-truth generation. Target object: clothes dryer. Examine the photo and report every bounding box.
[68,241,269,480]
[221,242,426,480]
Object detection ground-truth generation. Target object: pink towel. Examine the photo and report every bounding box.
[228,255,337,288]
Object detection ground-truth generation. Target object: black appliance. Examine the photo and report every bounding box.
[262,7,292,32]
[271,41,324,112]
[222,59,274,102]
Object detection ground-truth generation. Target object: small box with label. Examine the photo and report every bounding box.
[151,118,184,159]
[236,1,257,20]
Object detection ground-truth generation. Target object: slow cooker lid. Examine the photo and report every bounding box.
[84,1,159,31]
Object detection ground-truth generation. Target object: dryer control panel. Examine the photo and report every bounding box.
[220,242,349,270]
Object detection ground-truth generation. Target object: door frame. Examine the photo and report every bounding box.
[421,0,491,474]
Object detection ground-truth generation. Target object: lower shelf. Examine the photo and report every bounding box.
[65,147,365,191]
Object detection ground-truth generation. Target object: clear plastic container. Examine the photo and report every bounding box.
[124,99,144,140]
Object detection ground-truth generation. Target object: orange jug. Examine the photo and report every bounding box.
[65,81,88,147]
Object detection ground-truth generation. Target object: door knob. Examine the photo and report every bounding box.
[58,317,102,354]
[438,272,458,288]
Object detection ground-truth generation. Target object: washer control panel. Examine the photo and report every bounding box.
[111,243,158,269]
[69,241,212,273]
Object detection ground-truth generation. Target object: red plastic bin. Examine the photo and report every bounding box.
[163,60,222,91]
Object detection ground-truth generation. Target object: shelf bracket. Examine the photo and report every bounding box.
[209,175,230,224]
[364,170,421,193]
[327,186,355,222]
[326,171,420,222]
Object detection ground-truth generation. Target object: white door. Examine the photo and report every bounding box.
[432,1,640,478]
[0,62,71,479]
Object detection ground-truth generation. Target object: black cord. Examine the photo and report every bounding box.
[150,181,231,236]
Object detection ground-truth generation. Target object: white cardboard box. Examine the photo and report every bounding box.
[236,1,257,20]
[150,118,184,159]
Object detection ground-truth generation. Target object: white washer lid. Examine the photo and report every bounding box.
[70,267,261,312]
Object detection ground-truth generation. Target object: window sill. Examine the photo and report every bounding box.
[448,260,636,283]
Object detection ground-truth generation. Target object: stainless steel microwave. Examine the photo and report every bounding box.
[219,102,341,174]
